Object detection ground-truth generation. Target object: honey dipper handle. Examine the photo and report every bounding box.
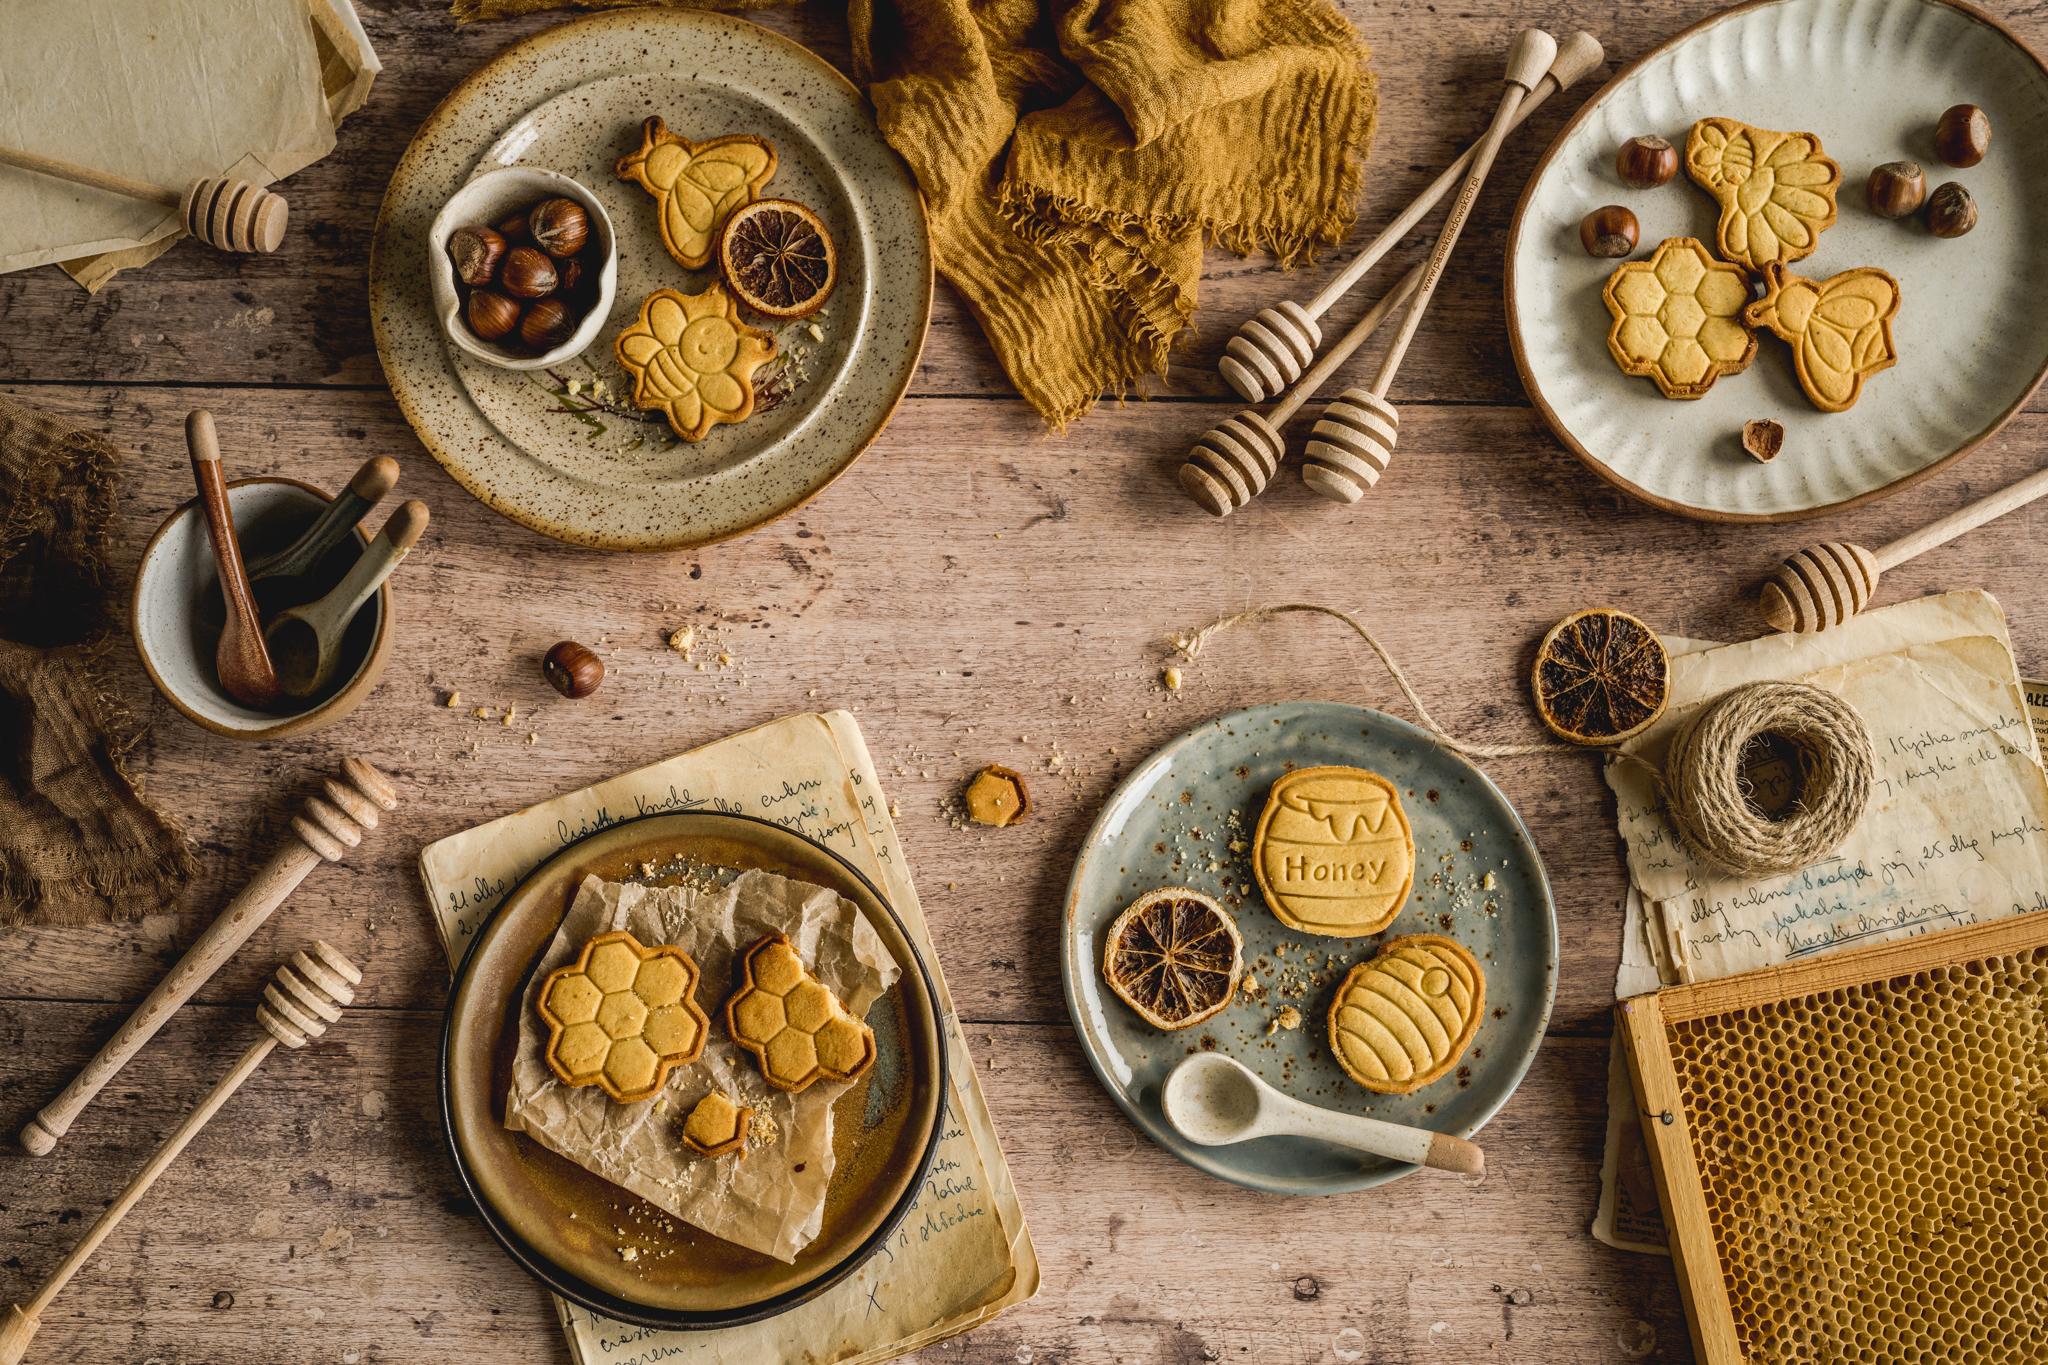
[17,760,396,1156]
[13,1037,275,1344]
[1873,466,2048,573]
[1268,264,1424,426]
[0,143,180,209]
[1369,30,1556,399]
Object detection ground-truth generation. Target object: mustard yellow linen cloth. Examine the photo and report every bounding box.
[454,0,1377,428]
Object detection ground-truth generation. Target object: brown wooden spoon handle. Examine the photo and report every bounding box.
[186,410,279,708]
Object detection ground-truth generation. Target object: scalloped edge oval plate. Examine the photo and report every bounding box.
[1508,0,2048,522]
[1060,702,1557,1195]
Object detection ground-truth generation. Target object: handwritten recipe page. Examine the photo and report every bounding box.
[418,711,1038,1365]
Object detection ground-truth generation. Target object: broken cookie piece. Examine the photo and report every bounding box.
[964,764,1030,827]
[680,1091,752,1157]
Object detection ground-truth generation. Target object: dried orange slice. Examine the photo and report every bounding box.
[1102,887,1243,1031]
[1531,608,1670,746]
[717,198,837,319]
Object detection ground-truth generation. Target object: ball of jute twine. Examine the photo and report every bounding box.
[1660,680,1872,878]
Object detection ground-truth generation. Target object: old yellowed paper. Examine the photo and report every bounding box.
[418,711,1038,1364]
[506,873,896,1263]
[1605,592,2048,983]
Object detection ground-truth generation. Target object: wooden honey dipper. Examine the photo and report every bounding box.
[0,143,287,254]
[18,758,395,1156]
[1219,31,1604,403]
[1180,262,1424,517]
[1299,28,1558,504]
[1758,466,2048,632]
[0,943,361,1365]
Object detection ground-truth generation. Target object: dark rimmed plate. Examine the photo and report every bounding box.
[441,810,946,1329]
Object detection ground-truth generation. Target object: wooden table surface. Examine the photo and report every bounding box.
[5,2,2045,1361]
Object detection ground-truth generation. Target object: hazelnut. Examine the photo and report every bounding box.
[518,296,577,351]
[528,197,590,258]
[1579,204,1639,258]
[447,225,506,287]
[1865,161,1927,220]
[542,641,604,699]
[1616,135,1678,188]
[555,254,585,294]
[466,290,521,342]
[1933,103,1990,168]
[1742,418,1784,464]
[499,246,558,299]
[494,209,532,244]
[1926,181,1977,238]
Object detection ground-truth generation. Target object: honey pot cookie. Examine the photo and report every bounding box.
[1684,117,1841,274]
[615,284,777,442]
[1328,934,1484,1095]
[615,116,776,270]
[1745,263,1900,413]
[1253,766,1413,937]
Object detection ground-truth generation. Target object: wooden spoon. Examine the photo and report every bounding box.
[1162,1052,1485,1175]
[246,455,400,588]
[264,501,429,699]
[185,410,279,708]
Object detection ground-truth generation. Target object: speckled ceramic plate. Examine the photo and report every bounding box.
[441,811,945,1328]
[1061,702,1556,1195]
[371,11,931,550]
[1508,0,2048,522]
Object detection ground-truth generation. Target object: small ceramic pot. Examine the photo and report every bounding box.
[133,477,391,740]
[427,166,618,370]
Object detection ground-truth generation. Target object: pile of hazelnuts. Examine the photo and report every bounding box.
[1579,103,1989,261]
[446,197,598,352]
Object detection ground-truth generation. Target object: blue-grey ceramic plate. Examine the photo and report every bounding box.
[1061,701,1557,1194]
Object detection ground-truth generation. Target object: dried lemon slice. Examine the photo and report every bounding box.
[1531,608,1670,746]
[1102,887,1243,1031]
[718,198,838,320]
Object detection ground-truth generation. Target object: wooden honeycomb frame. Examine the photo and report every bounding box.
[1618,912,2048,1364]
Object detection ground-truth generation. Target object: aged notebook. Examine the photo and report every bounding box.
[418,710,1039,1364]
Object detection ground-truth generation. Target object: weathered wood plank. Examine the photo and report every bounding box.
[9,0,2035,408]
[0,1002,1685,1364]
[2,383,2044,1041]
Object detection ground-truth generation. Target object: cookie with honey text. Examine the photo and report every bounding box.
[1253,766,1414,937]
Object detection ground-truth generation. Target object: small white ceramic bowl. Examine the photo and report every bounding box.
[133,477,390,740]
[427,166,618,370]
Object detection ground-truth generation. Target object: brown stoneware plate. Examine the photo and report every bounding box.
[371,10,931,550]
[441,811,945,1328]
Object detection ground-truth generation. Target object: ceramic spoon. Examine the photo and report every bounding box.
[264,500,429,699]
[185,410,280,709]
[1161,1052,1485,1175]
[246,455,400,587]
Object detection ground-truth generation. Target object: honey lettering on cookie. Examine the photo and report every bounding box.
[615,284,777,442]
[1684,117,1841,274]
[536,929,710,1104]
[725,933,876,1093]
[615,116,776,270]
[1253,766,1413,937]
[1745,263,1900,413]
[1603,238,1757,400]
[1328,934,1484,1095]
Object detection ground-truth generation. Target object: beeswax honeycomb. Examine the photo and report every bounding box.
[1666,948,2048,1363]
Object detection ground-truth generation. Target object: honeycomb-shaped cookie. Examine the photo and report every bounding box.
[725,933,876,1093]
[615,284,777,443]
[537,930,709,1103]
[1603,238,1757,399]
[679,1091,752,1158]
[1662,944,2048,1363]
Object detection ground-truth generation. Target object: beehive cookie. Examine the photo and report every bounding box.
[725,933,876,1093]
[537,930,710,1104]
[615,116,776,270]
[1745,262,1900,413]
[615,284,777,442]
[679,1091,752,1157]
[1684,117,1841,274]
[1603,238,1757,399]
[1328,935,1484,1095]
[1253,766,1413,937]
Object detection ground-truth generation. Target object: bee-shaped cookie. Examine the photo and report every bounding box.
[1745,263,1900,413]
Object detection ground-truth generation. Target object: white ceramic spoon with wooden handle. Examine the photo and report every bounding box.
[1758,466,2048,632]
[18,760,396,1156]
[0,944,361,1365]
[1301,28,1558,504]
[1162,1052,1485,1175]
[1219,30,1604,403]
[0,143,288,253]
